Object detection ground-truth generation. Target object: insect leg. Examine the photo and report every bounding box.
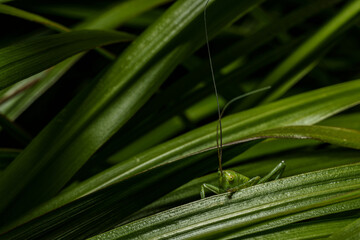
[227,176,261,195]
[258,161,286,184]
[200,183,221,199]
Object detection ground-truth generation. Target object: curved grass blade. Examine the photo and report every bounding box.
[5,79,360,233]
[0,30,134,89]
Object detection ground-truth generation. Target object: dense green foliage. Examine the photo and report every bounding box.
[0,0,359,239]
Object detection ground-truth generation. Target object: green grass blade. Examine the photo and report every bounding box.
[0,30,134,89]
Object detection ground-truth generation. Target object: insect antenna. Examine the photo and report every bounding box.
[204,0,223,175]
[204,1,271,176]
[220,86,271,118]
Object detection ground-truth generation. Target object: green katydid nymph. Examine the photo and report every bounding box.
[200,0,285,199]
[200,161,286,199]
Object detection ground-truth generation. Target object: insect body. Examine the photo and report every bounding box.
[200,161,286,199]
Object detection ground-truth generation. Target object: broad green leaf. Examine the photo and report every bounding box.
[5,79,360,233]
[90,163,360,239]
[241,0,360,108]
[0,0,266,222]
[0,30,134,89]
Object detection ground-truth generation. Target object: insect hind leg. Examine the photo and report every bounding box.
[258,161,286,184]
